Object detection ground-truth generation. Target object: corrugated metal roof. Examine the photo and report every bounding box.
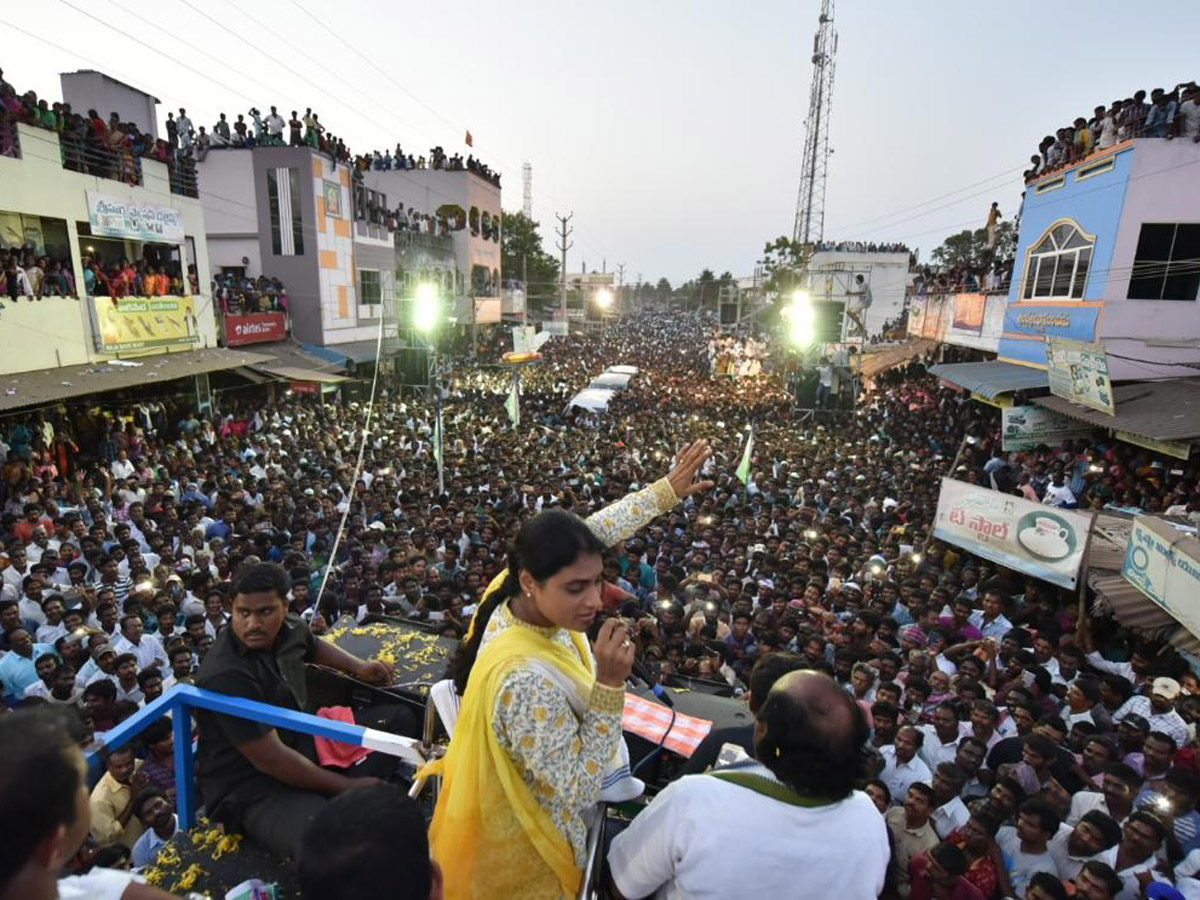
[860,339,937,379]
[0,348,274,412]
[1033,378,1200,441]
[927,361,1049,399]
[1092,571,1200,655]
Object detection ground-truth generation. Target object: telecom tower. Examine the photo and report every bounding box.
[522,163,532,218]
[792,0,838,245]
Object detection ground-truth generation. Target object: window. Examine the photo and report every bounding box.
[267,167,303,256]
[359,269,381,305]
[1021,221,1093,300]
[1127,223,1200,302]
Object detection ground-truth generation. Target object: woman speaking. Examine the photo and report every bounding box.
[425,442,712,899]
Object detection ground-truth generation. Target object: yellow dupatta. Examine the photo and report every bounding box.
[423,584,595,900]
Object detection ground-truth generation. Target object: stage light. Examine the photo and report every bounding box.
[414,283,439,332]
[595,289,614,309]
[786,290,815,347]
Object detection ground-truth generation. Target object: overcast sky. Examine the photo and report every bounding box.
[4,0,1197,282]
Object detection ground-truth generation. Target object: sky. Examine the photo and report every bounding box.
[3,0,1198,283]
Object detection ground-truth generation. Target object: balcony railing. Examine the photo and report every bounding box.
[84,683,424,830]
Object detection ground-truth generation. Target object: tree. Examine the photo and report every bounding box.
[930,222,1015,269]
[758,236,811,297]
[500,211,561,302]
[654,277,672,305]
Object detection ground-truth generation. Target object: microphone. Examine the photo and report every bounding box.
[629,658,674,707]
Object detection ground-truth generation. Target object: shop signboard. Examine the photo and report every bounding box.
[1045,337,1115,415]
[92,296,199,352]
[1001,405,1096,451]
[225,312,287,346]
[1122,517,1200,637]
[87,192,185,243]
[933,478,1092,589]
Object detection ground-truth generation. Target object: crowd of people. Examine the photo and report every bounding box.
[354,144,502,188]
[810,240,913,255]
[0,312,1199,898]
[1025,81,1200,182]
[2,248,78,302]
[0,70,199,198]
[912,258,1014,296]
[212,272,289,316]
[706,330,770,378]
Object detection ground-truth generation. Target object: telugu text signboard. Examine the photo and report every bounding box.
[933,478,1093,589]
[1122,516,1200,639]
[1001,405,1097,451]
[93,296,199,352]
[1046,337,1115,416]
[87,192,185,243]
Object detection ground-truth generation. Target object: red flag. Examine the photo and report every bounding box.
[465,130,474,147]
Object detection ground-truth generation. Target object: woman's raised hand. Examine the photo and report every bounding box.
[666,440,715,500]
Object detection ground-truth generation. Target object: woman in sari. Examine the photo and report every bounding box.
[426,441,712,899]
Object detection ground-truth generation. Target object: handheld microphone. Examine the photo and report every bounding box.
[630,658,674,707]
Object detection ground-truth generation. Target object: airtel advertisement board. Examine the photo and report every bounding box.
[225,312,286,346]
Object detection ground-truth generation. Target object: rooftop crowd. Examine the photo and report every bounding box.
[211,273,289,316]
[1025,81,1200,182]
[810,240,913,255]
[0,312,1199,898]
[0,69,198,198]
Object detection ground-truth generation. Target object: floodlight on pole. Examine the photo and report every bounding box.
[413,283,439,332]
[594,288,614,309]
[786,289,815,347]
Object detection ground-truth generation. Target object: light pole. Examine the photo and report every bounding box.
[414,282,444,494]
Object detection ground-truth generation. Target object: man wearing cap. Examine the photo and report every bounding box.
[83,644,120,687]
[1113,678,1191,748]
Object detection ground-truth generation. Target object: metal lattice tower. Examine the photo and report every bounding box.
[522,163,533,219]
[792,0,838,245]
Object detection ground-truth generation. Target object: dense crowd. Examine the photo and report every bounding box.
[809,240,913,254]
[1025,81,1200,182]
[212,273,289,316]
[0,70,198,198]
[2,248,77,302]
[1,312,1200,897]
[912,258,1014,296]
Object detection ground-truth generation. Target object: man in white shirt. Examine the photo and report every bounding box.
[919,702,966,771]
[1042,470,1077,508]
[880,726,934,803]
[929,761,971,839]
[995,798,1062,898]
[1048,810,1122,882]
[608,670,889,899]
[110,449,136,481]
[112,615,167,672]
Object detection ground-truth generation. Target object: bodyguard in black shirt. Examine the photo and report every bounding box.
[195,562,404,858]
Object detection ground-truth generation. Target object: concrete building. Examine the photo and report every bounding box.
[928,134,1200,452]
[360,166,502,325]
[804,249,913,337]
[197,147,394,354]
[60,70,159,142]
[0,122,217,377]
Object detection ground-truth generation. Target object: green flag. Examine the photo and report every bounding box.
[505,378,520,428]
[736,425,754,485]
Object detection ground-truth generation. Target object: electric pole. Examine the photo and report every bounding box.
[616,263,625,316]
[555,212,573,322]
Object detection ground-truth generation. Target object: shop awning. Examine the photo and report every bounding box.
[1033,378,1200,442]
[258,367,349,384]
[1091,572,1200,656]
[927,361,1049,399]
[0,348,274,412]
[860,338,936,380]
[310,340,381,366]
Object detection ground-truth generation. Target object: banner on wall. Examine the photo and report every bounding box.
[1001,405,1097,451]
[1046,337,1115,415]
[224,312,287,346]
[92,296,199,352]
[933,478,1093,589]
[908,296,926,336]
[1122,517,1200,636]
[951,293,986,336]
[87,192,185,243]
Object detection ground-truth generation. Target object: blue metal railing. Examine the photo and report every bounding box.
[85,684,423,830]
